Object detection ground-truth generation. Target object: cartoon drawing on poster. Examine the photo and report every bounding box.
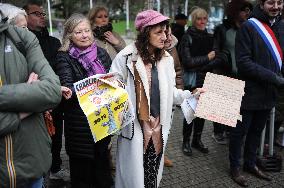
[74,73,135,142]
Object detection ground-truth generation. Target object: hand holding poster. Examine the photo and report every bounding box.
[74,73,134,143]
[195,73,245,127]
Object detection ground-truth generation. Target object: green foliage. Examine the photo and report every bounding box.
[112,20,135,35]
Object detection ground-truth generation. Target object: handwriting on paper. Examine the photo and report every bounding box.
[195,73,245,127]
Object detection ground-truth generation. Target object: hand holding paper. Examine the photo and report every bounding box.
[181,87,204,124]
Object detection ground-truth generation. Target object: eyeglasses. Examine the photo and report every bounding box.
[28,11,46,17]
[241,7,251,14]
[73,29,91,36]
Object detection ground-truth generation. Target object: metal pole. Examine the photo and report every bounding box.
[90,0,93,9]
[269,107,275,156]
[126,0,129,30]
[259,124,266,157]
[157,0,160,12]
[185,0,188,16]
[47,0,53,36]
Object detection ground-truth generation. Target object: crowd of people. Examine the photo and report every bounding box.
[0,0,283,188]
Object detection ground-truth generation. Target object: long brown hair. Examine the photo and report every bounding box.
[135,20,169,64]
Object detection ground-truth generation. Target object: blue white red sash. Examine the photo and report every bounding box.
[248,18,283,70]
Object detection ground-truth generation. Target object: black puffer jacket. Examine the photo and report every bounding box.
[178,26,214,88]
[55,47,112,159]
[236,5,284,110]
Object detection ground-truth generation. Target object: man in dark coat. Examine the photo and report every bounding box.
[23,2,68,180]
[230,0,284,187]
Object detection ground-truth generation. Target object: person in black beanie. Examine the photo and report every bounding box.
[171,13,188,48]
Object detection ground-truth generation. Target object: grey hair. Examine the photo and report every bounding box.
[0,3,27,25]
[60,13,93,52]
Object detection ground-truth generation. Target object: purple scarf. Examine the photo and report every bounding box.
[69,42,106,76]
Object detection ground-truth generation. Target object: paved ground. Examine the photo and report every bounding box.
[47,108,284,188]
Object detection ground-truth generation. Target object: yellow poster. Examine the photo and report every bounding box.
[74,73,134,143]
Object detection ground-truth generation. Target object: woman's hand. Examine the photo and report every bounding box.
[61,86,72,100]
[27,72,39,84]
[192,88,206,99]
[19,112,31,120]
[104,31,120,45]
[207,51,215,61]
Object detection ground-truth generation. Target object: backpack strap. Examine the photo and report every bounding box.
[4,26,26,57]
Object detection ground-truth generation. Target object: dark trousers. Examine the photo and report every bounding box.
[69,136,113,188]
[213,122,225,134]
[183,117,205,142]
[50,108,63,173]
[213,122,231,135]
[229,109,271,169]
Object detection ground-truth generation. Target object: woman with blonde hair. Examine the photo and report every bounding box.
[179,7,215,156]
[0,3,27,28]
[55,13,113,188]
[88,6,126,60]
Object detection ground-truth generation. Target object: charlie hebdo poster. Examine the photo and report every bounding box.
[74,73,134,142]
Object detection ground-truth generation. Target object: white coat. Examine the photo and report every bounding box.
[110,43,191,188]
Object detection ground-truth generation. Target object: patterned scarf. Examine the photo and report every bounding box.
[69,42,106,76]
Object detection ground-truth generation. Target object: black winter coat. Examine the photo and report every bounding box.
[55,47,112,159]
[236,5,284,110]
[205,19,238,77]
[30,27,61,69]
[171,23,185,48]
[30,27,63,127]
[178,27,214,89]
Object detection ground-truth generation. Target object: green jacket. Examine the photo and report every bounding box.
[0,21,62,187]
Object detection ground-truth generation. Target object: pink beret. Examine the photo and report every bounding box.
[135,10,169,31]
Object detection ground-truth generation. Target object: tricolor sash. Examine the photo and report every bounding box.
[248,18,283,70]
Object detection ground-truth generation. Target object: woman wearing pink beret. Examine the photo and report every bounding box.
[110,10,204,188]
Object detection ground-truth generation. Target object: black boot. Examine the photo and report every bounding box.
[182,138,192,156]
[182,119,193,156]
[191,139,209,153]
[191,118,209,153]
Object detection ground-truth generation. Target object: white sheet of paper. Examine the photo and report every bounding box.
[181,95,198,124]
[194,73,245,127]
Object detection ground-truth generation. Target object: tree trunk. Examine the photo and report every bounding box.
[147,0,155,9]
[168,0,173,17]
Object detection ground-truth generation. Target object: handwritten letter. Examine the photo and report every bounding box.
[195,73,245,127]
